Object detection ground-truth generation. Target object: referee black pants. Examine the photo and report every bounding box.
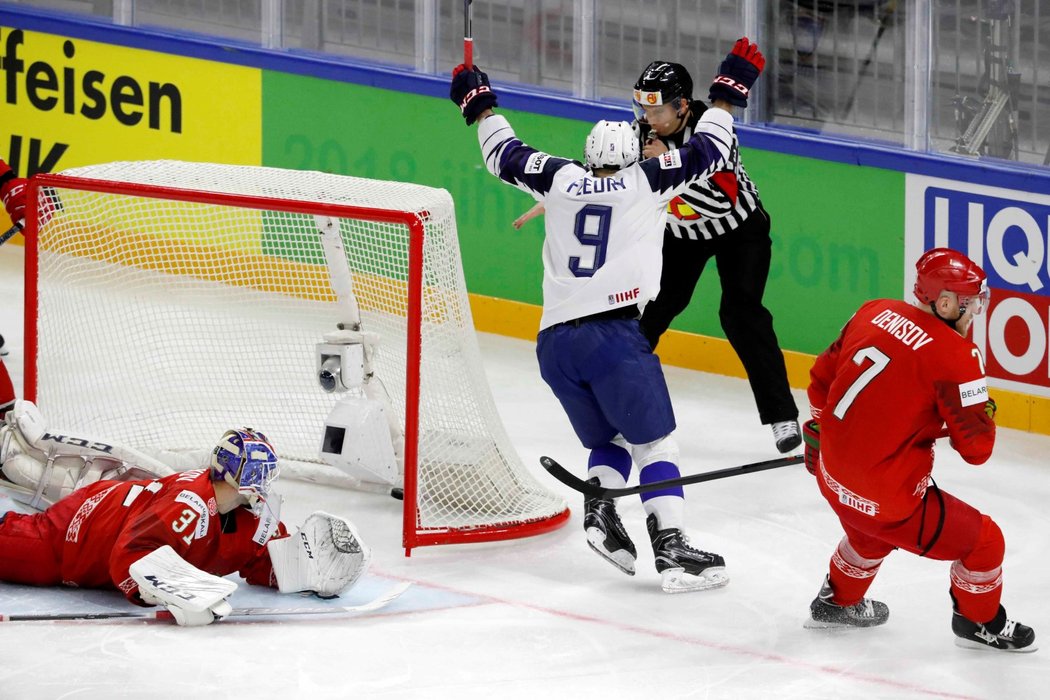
[639,208,799,425]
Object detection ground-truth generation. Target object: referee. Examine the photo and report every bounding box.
[631,60,800,453]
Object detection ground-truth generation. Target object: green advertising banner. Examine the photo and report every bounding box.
[722,149,905,353]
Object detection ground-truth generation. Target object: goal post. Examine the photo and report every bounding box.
[22,162,569,554]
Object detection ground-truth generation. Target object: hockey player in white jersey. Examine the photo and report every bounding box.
[450,40,765,593]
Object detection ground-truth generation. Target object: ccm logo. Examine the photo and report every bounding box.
[459,85,492,111]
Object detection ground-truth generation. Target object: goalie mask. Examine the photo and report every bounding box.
[914,247,990,316]
[632,60,693,123]
[211,428,280,516]
[585,120,640,171]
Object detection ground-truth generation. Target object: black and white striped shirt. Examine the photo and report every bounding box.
[639,109,763,241]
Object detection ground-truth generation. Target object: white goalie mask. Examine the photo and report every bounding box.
[584,120,640,171]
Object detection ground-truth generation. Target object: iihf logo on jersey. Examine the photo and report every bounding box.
[659,150,682,169]
[608,287,640,304]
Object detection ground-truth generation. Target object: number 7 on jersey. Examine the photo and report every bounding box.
[833,346,890,419]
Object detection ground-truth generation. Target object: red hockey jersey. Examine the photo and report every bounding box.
[0,357,13,419]
[808,299,995,522]
[53,469,287,601]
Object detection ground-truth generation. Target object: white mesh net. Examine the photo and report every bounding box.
[28,161,567,546]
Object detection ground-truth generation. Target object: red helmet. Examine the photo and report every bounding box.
[913,248,989,313]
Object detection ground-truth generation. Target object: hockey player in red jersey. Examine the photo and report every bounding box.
[1,156,27,361]
[0,404,371,625]
[0,358,13,419]
[0,157,26,228]
[804,248,1036,652]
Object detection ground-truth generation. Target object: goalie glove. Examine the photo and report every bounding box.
[267,511,372,598]
[0,158,26,224]
[802,419,820,476]
[709,37,765,108]
[129,546,237,626]
[450,64,498,126]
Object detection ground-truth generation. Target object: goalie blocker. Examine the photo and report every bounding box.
[129,513,373,625]
[130,545,237,627]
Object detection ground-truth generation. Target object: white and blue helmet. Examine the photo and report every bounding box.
[211,427,279,514]
[585,120,640,171]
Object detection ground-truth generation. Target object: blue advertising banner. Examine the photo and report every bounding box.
[907,175,1050,397]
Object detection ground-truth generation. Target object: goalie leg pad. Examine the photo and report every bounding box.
[267,511,372,598]
[129,545,237,626]
[1,400,174,508]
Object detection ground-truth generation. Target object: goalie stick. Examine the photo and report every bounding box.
[0,581,411,623]
[540,454,804,499]
[0,222,21,247]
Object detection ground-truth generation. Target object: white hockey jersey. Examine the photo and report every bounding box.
[478,110,734,330]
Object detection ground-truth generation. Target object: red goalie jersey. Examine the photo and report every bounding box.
[808,299,995,522]
[2,469,287,603]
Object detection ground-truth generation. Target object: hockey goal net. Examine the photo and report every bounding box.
[23,161,568,553]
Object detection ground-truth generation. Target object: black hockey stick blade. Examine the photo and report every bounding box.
[540,453,804,498]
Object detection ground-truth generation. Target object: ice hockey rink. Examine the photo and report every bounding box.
[0,240,1047,700]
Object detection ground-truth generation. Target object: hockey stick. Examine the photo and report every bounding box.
[840,0,898,119]
[0,581,411,623]
[540,454,804,499]
[0,222,22,247]
[463,0,473,67]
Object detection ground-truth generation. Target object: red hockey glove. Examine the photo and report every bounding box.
[802,419,820,475]
[709,37,765,108]
[450,64,498,126]
[0,159,27,224]
[984,397,997,421]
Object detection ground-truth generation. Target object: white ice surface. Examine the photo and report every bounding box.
[0,242,1046,700]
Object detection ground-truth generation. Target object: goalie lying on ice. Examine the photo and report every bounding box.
[0,401,372,625]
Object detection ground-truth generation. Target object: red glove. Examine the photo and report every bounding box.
[802,419,821,475]
[709,37,766,108]
[0,159,27,225]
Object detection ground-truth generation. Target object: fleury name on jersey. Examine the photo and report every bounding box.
[566,175,627,195]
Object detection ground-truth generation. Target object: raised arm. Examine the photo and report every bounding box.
[450,64,575,197]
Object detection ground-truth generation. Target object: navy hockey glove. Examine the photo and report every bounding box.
[802,419,820,475]
[709,37,765,108]
[450,64,498,126]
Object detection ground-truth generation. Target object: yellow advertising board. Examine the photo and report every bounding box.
[0,26,262,231]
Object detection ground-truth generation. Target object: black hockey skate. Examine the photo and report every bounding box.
[952,605,1037,652]
[805,575,889,629]
[646,513,728,593]
[772,419,801,454]
[583,479,636,576]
